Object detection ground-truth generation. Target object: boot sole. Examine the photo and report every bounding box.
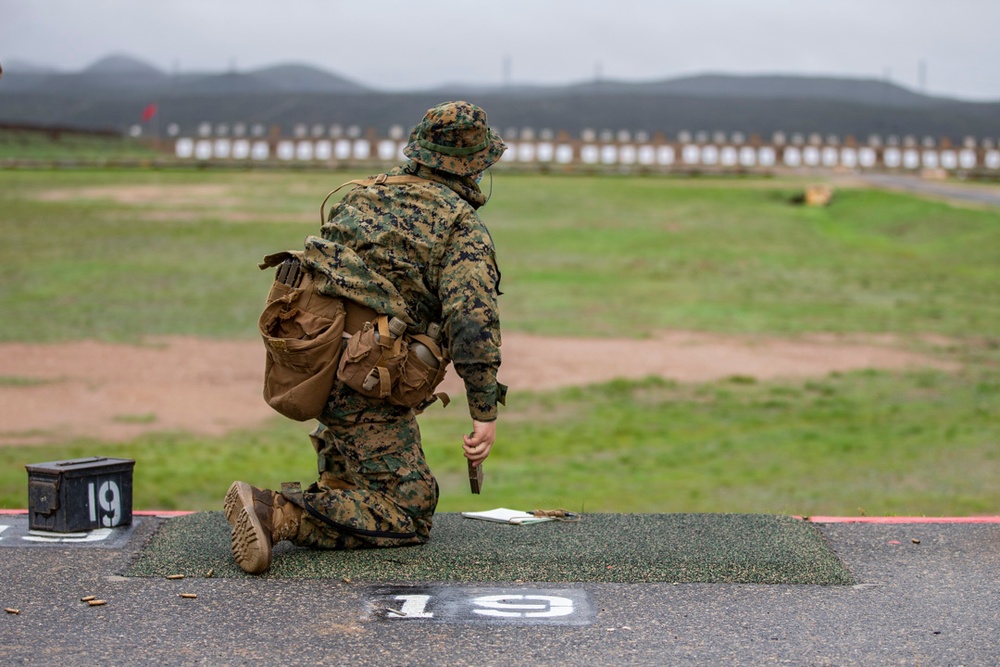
[224,481,272,574]
[223,481,248,527]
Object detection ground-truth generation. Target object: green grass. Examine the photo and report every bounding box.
[3,170,997,341]
[0,169,316,341]
[1,168,998,516]
[493,176,1000,337]
[0,376,55,387]
[0,127,161,160]
[2,366,997,516]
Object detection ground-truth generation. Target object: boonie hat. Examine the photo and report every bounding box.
[403,101,506,177]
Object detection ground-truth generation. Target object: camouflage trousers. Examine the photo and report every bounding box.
[279,384,439,549]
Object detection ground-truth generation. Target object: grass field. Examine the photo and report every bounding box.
[0,127,161,161]
[1,167,998,516]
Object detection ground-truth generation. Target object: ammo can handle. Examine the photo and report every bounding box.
[56,457,107,467]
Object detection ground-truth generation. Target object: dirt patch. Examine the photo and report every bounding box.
[0,332,957,445]
[33,184,236,206]
[33,183,290,223]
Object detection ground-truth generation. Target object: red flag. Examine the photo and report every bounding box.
[141,103,158,123]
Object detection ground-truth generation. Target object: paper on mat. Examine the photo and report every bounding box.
[461,508,554,525]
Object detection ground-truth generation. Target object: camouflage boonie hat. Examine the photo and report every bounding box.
[403,101,506,177]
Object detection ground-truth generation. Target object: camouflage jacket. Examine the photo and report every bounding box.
[304,162,504,421]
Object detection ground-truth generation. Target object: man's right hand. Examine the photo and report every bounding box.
[462,419,496,466]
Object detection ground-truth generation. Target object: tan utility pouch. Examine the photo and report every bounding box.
[337,315,408,400]
[258,251,346,421]
[337,316,451,409]
[391,332,450,410]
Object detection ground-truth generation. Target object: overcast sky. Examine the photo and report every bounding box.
[3,0,999,101]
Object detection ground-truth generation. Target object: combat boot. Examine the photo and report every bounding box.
[270,492,302,544]
[224,481,274,573]
[224,481,303,574]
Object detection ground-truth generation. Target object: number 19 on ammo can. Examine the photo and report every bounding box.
[25,457,136,532]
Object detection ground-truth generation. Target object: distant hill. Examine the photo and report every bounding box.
[2,59,60,74]
[0,54,367,95]
[249,63,367,93]
[1,54,165,92]
[569,74,944,109]
[164,64,369,95]
[25,54,172,93]
[1,54,997,142]
[84,54,164,76]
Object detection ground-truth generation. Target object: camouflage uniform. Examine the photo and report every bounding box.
[276,102,507,549]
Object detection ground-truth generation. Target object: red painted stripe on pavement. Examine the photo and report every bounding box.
[806,516,1000,524]
[4,509,998,523]
[0,509,195,516]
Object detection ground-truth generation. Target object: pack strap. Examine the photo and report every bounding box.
[343,300,377,336]
[407,332,450,408]
[408,333,447,361]
[366,314,404,399]
[320,174,436,224]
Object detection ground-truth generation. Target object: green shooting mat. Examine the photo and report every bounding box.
[125,511,854,585]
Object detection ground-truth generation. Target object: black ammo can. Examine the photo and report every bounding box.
[25,457,136,532]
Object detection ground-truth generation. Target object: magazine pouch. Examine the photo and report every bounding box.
[337,315,408,400]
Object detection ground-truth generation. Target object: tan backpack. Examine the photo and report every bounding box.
[257,251,345,421]
[258,173,451,420]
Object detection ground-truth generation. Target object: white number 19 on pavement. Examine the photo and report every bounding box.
[381,590,589,624]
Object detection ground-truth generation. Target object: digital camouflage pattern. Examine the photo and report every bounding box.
[305,161,504,421]
[402,100,506,177]
[278,415,437,549]
[257,101,506,554]
[277,163,505,548]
